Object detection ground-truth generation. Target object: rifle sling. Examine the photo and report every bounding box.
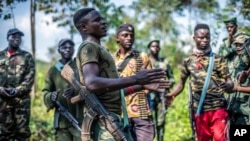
[117,54,133,72]
[196,52,215,115]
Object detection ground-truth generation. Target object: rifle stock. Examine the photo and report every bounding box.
[61,64,128,141]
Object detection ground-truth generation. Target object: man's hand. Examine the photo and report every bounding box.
[0,87,9,97]
[219,81,233,92]
[0,87,18,97]
[229,35,234,45]
[51,89,60,102]
[238,70,249,83]
[143,80,171,93]
[134,68,166,85]
[165,93,175,106]
[62,86,74,100]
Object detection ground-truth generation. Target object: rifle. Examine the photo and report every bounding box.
[242,39,250,57]
[188,82,196,141]
[54,100,82,132]
[61,64,128,141]
[160,90,168,114]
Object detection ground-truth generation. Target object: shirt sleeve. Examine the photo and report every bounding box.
[77,43,99,66]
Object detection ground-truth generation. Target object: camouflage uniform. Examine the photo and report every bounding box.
[148,56,175,141]
[218,18,250,125]
[43,59,84,141]
[226,35,250,125]
[0,47,35,141]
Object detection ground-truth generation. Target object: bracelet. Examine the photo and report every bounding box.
[128,86,134,94]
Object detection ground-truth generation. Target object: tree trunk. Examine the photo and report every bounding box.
[30,0,36,97]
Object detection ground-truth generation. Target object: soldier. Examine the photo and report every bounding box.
[167,24,234,141]
[113,23,155,141]
[73,8,170,141]
[42,39,84,141]
[227,34,250,125]
[0,28,35,141]
[147,40,175,141]
[218,17,250,126]
[218,17,245,60]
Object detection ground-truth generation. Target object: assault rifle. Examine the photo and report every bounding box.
[160,90,168,114]
[242,39,250,57]
[61,64,128,141]
[188,82,196,141]
[54,100,81,132]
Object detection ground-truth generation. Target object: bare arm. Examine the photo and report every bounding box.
[166,78,187,106]
[233,85,250,93]
[83,63,167,94]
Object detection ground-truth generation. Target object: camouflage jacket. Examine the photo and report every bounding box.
[0,47,35,97]
[149,55,175,87]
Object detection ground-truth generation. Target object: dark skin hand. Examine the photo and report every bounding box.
[82,63,168,94]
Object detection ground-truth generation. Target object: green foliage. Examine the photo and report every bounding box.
[30,59,55,141]
[0,0,27,20]
[165,67,191,140]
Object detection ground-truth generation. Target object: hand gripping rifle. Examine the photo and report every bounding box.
[188,82,196,141]
[61,64,127,141]
[54,100,82,132]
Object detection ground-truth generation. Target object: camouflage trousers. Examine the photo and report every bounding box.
[148,93,167,141]
[228,93,250,125]
[55,126,81,141]
[0,96,31,141]
[227,92,250,125]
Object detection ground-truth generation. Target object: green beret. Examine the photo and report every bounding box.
[224,17,237,25]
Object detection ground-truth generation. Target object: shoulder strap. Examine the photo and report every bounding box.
[55,61,64,72]
[117,50,142,72]
[196,52,215,115]
[117,54,133,72]
[120,89,129,128]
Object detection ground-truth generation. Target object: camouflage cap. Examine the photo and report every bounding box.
[223,17,237,25]
[58,38,75,48]
[117,23,134,35]
[234,35,249,44]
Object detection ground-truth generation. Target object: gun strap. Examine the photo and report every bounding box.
[120,89,129,128]
[196,52,215,115]
[117,50,138,72]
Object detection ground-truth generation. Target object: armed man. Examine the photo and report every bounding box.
[218,17,250,126]
[72,7,171,141]
[227,34,250,125]
[42,39,84,141]
[147,40,175,141]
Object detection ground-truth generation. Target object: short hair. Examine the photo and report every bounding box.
[73,8,95,29]
[194,24,210,33]
[147,40,160,48]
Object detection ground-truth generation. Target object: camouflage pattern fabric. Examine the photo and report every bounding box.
[148,56,175,141]
[0,47,35,140]
[181,53,229,112]
[225,34,250,125]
